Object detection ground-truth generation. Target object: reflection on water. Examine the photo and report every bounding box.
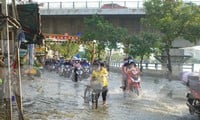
[19,72,199,120]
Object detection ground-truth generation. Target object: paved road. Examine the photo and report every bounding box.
[18,71,199,120]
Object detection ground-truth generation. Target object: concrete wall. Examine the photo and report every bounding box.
[41,15,144,35]
[40,14,200,47]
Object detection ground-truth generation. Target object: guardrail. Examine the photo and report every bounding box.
[38,1,145,9]
[110,62,200,72]
[38,1,200,10]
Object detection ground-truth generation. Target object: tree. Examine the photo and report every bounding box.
[128,32,160,71]
[81,15,128,61]
[47,42,79,58]
[182,4,200,43]
[106,26,128,65]
[65,42,79,58]
[143,0,200,77]
[81,15,108,59]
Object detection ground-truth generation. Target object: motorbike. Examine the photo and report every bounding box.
[58,64,65,76]
[127,77,141,96]
[186,74,200,118]
[47,63,56,72]
[72,67,83,82]
[63,65,72,78]
[82,66,91,79]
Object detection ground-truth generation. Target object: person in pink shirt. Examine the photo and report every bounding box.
[127,60,141,90]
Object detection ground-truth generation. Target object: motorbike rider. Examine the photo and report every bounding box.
[64,59,72,66]
[80,59,91,78]
[120,57,129,91]
[73,59,81,82]
[80,59,90,67]
[60,57,65,65]
[127,60,141,90]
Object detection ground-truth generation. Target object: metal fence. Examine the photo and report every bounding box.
[110,62,200,72]
[38,1,146,9]
[38,1,200,9]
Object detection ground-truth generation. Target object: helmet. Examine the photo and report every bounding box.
[73,56,80,60]
[92,62,100,67]
[128,59,136,67]
[100,62,105,67]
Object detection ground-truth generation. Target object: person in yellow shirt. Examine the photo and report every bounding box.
[99,62,108,105]
[90,62,102,104]
[90,61,109,105]
[91,62,101,85]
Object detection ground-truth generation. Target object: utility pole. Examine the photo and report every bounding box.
[11,0,24,119]
[2,0,13,120]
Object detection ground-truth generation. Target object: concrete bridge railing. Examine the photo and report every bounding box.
[38,1,200,10]
[38,1,200,15]
[39,1,147,15]
[39,1,145,10]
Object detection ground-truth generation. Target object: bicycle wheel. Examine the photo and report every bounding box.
[95,92,98,109]
[91,90,99,109]
[84,86,91,103]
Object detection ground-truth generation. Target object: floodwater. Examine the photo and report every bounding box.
[18,71,199,120]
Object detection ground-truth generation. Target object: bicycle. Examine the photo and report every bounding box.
[83,84,102,109]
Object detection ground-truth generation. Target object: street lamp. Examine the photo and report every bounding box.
[91,40,96,64]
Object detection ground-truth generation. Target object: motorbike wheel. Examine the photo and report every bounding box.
[58,72,62,76]
[63,71,67,78]
[71,73,74,82]
[78,76,82,81]
[123,80,127,91]
[129,85,140,96]
[134,88,139,96]
[189,108,194,115]
[74,75,78,82]
[67,73,71,78]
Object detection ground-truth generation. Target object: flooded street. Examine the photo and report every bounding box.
[21,71,199,120]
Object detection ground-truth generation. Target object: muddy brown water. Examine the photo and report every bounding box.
[9,71,200,120]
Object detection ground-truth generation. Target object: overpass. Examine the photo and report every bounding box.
[39,1,145,15]
[38,1,200,47]
[39,1,145,37]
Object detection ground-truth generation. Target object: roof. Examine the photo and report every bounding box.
[101,3,127,9]
[0,3,43,45]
